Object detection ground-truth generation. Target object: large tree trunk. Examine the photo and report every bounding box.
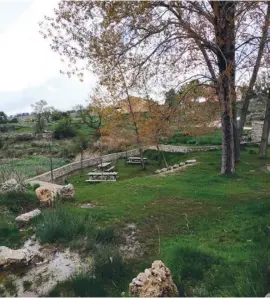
[219,82,235,174]
[213,1,236,174]
[236,3,270,161]
[259,91,270,158]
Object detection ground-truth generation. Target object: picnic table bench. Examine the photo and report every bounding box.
[105,166,115,172]
[97,162,111,169]
[126,157,148,164]
[86,171,118,182]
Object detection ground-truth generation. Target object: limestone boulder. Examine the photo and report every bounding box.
[0,246,33,268]
[179,162,185,167]
[35,187,54,206]
[161,168,167,172]
[0,179,25,194]
[129,260,178,297]
[172,164,179,169]
[155,170,162,174]
[58,184,75,199]
[15,209,41,223]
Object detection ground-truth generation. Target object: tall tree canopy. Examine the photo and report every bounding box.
[40,1,270,174]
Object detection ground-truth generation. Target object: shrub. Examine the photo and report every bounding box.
[32,183,40,191]
[34,208,95,243]
[53,119,78,139]
[9,118,18,123]
[15,134,34,142]
[0,218,21,247]
[49,274,107,297]
[0,191,38,214]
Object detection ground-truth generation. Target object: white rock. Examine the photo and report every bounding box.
[155,170,162,174]
[161,168,167,172]
[0,246,33,268]
[172,164,179,168]
[179,162,185,166]
[185,159,197,164]
[129,260,178,297]
[15,209,41,223]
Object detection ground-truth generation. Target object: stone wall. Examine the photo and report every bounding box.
[148,144,220,153]
[251,121,270,143]
[27,149,140,183]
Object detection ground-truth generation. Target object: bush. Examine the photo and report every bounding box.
[0,218,21,247]
[53,119,78,139]
[34,208,91,243]
[49,274,107,297]
[0,191,39,214]
[9,118,18,123]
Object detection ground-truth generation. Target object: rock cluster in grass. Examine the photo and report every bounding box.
[0,238,42,269]
[35,184,75,206]
[129,260,178,297]
[0,178,26,194]
[0,246,34,268]
[57,183,75,199]
[155,159,196,174]
[15,209,41,223]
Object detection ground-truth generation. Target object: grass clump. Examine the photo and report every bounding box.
[0,215,21,247]
[0,191,38,214]
[34,208,95,244]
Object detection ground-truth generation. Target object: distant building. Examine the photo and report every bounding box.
[251,121,270,143]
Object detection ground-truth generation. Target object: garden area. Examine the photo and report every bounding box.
[0,156,67,180]
[1,147,270,296]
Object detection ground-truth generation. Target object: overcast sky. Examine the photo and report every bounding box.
[0,0,96,116]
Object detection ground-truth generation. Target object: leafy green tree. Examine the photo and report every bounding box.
[53,117,77,139]
[0,111,8,124]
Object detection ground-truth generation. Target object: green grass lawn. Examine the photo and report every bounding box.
[164,129,223,146]
[1,147,270,296]
[65,147,270,296]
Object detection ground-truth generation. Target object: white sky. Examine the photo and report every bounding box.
[0,0,96,115]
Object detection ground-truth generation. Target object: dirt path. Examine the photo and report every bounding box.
[27,180,63,190]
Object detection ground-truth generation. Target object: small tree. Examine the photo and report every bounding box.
[75,132,89,175]
[31,100,51,133]
[0,111,8,124]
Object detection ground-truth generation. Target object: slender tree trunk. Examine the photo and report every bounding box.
[161,149,168,168]
[118,65,145,170]
[156,143,162,166]
[80,148,83,176]
[236,3,270,161]
[213,1,236,174]
[259,91,270,158]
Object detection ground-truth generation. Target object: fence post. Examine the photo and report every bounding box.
[49,142,54,183]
